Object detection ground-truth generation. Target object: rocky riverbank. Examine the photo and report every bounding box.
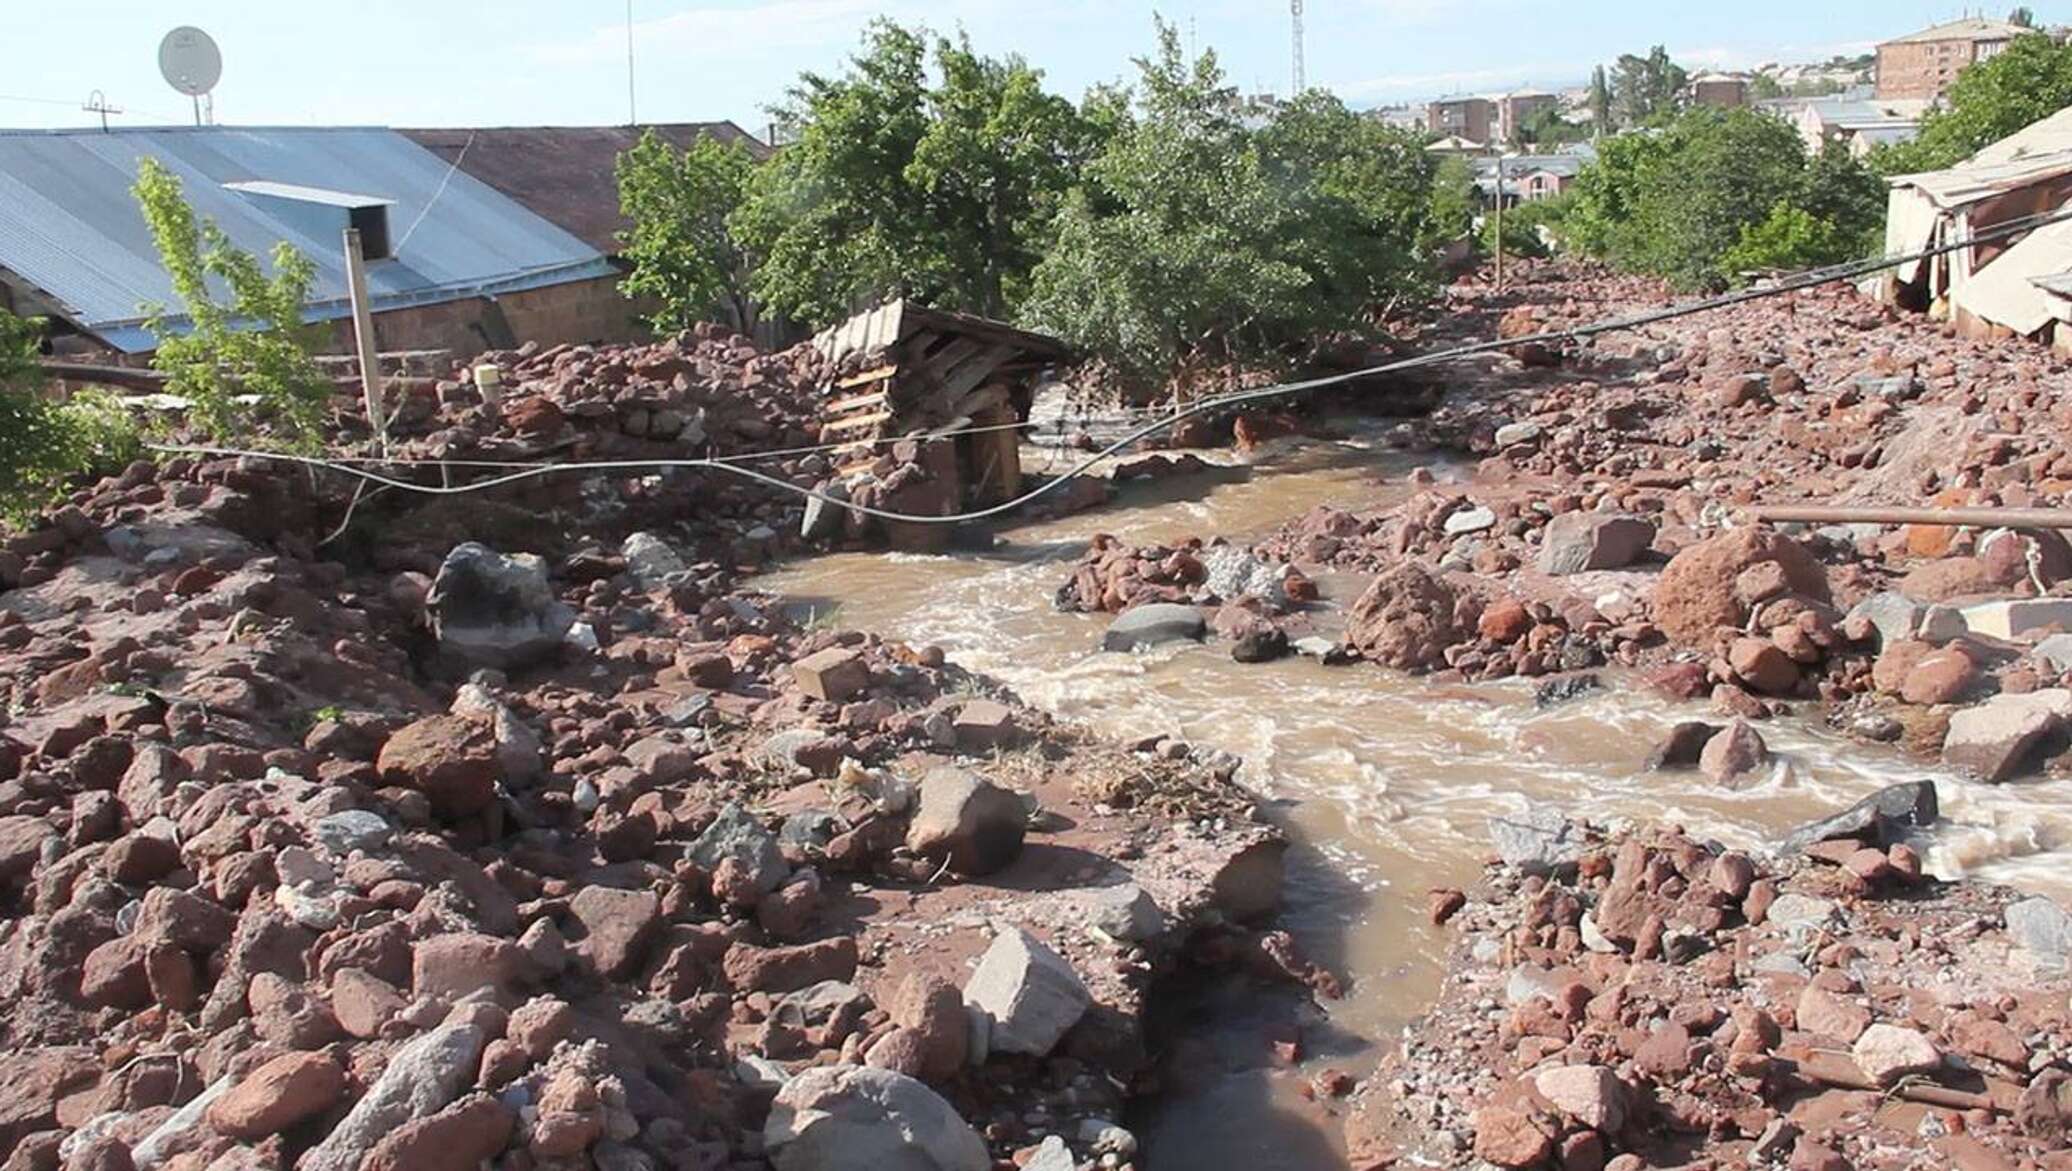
[1338,787,2072,1170]
[0,329,1304,1171]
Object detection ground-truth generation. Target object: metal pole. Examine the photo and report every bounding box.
[1493,157,1505,291]
[1752,504,2072,530]
[625,0,637,127]
[343,228,388,455]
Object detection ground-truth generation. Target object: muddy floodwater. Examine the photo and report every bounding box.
[759,417,2072,1169]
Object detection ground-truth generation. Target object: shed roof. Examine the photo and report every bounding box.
[399,123,771,254]
[0,125,615,352]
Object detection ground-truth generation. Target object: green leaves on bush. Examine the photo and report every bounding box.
[1872,33,2072,175]
[0,311,144,525]
[615,130,758,335]
[1565,107,1883,289]
[1017,23,1436,389]
[133,157,330,443]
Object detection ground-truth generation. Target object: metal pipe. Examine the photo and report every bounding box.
[1753,504,2072,530]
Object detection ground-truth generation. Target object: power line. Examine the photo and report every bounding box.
[148,204,2072,526]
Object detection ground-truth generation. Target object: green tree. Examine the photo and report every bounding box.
[732,21,1094,326]
[1872,33,2072,173]
[1565,107,1880,288]
[1515,105,1589,148]
[1611,46,1688,127]
[1588,65,1613,134]
[133,158,330,442]
[2010,7,2036,28]
[1426,155,1480,244]
[615,130,757,334]
[0,311,142,524]
[1018,22,1435,387]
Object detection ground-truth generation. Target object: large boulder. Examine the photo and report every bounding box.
[377,715,501,819]
[427,543,575,672]
[620,531,686,591]
[1101,604,1207,652]
[962,928,1090,1057]
[904,767,1026,877]
[1344,562,1464,672]
[690,803,789,895]
[1538,514,1656,576]
[1778,782,1939,854]
[764,1065,988,1171]
[1944,697,2062,782]
[1652,528,1828,647]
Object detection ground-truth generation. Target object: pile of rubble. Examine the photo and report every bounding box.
[1340,785,2072,1170]
[0,334,1303,1170]
[1229,260,2072,783]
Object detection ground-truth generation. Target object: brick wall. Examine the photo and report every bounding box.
[1877,39,1984,100]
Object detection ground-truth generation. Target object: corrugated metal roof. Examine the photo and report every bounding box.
[0,125,616,352]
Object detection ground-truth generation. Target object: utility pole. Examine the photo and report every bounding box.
[82,91,122,132]
[625,0,638,127]
[343,228,389,455]
[1493,157,1505,291]
[1290,0,1306,95]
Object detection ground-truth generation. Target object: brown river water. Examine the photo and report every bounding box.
[758,413,2072,1169]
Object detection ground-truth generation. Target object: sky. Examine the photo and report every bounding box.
[0,1,2048,134]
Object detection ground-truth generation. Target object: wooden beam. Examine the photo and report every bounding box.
[834,365,898,390]
[826,391,889,414]
[823,411,893,434]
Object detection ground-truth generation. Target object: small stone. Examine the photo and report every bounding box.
[1851,1023,1940,1086]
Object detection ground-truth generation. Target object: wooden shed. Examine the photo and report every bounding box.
[810,301,1073,535]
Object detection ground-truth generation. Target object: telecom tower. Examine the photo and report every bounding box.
[1290,0,1306,94]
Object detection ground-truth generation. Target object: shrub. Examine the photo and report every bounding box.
[133,157,331,443]
[0,311,144,524]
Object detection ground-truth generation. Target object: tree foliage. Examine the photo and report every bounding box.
[133,158,330,442]
[615,130,757,334]
[1872,33,2072,174]
[1588,66,1612,136]
[1565,107,1882,288]
[1016,23,1436,387]
[1611,46,1688,128]
[0,311,142,524]
[731,21,1096,326]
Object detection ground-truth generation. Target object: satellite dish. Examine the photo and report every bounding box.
[158,27,222,98]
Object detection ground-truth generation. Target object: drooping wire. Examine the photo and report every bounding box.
[150,204,2072,527]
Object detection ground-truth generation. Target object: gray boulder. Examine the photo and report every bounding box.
[1538,513,1656,576]
[691,802,789,894]
[764,1064,988,1171]
[962,928,1089,1057]
[311,810,393,856]
[2005,896,2072,967]
[621,531,687,591]
[1488,808,1584,876]
[802,482,852,541]
[427,544,575,671]
[1202,547,1287,606]
[1101,603,1206,652]
[1847,592,1923,649]
[299,1021,485,1171]
[1778,781,1938,854]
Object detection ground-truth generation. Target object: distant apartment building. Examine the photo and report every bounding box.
[1497,91,1558,143]
[1427,96,1495,145]
[1690,74,1750,108]
[1874,17,2025,100]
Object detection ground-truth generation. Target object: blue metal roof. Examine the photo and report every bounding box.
[0,126,617,352]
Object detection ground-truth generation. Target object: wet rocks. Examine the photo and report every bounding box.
[1651,528,1827,647]
[904,766,1027,877]
[1100,603,1207,652]
[962,928,1090,1056]
[1698,719,1769,785]
[1344,562,1464,672]
[1779,781,1939,853]
[1942,696,2060,782]
[764,1065,989,1171]
[426,543,575,671]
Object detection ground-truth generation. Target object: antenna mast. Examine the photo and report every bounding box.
[1290,0,1306,94]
